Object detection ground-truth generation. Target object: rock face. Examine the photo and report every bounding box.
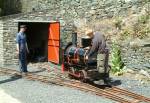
[0,0,149,69]
[121,38,150,71]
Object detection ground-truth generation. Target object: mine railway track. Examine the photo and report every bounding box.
[0,68,150,103]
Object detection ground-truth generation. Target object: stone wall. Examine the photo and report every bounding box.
[121,38,150,71]
[0,11,74,66]
[0,20,4,66]
[2,19,18,65]
[20,0,148,17]
[0,0,149,69]
[123,47,150,71]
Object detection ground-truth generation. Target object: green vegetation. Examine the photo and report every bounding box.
[133,23,150,39]
[133,14,150,39]
[114,17,122,30]
[138,14,149,24]
[110,42,124,75]
[0,0,4,16]
[120,28,132,40]
[0,0,22,16]
[116,13,150,40]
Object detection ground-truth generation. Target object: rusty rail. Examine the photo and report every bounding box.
[106,87,150,103]
[0,68,150,103]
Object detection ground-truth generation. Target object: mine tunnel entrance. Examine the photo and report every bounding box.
[18,21,60,64]
[18,22,49,62]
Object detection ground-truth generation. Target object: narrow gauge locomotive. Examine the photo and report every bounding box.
[63,33,111,83]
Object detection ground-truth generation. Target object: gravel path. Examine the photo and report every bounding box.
[0,87,22,103]
[0,74,115,103]
[1,64,150,103]
[112,75,150,98]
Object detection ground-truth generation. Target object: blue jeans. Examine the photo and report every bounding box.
[19,51,27,72]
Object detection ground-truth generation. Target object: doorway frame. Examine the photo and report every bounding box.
[17,20,60,64]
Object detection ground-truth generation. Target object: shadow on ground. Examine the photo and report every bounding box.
[0,75,22,84]
[87,79,122,89]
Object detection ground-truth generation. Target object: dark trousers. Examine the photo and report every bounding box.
[19,51,27,72]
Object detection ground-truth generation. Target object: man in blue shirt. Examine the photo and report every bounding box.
[16,25,29,74]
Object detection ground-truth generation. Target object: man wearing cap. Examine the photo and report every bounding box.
[85,29,110,84]
[16,25,29,74]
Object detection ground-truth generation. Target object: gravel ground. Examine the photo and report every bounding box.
[0,74,115,103]
[112,75,150,98]
[1,63,150,102]
[2,63,64,78]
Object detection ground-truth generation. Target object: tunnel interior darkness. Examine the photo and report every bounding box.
[18,22,50,62]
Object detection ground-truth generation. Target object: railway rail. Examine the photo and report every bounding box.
[0,68,150,103]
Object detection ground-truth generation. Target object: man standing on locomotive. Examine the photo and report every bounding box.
[85,28,110,84]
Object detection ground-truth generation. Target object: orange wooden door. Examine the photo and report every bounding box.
[48,22,60,64]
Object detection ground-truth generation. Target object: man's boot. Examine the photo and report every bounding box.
[93,79,105,85]
[103,73,111,85]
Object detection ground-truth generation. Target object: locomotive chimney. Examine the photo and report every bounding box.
[72,32,77,46]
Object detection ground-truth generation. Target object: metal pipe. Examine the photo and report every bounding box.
[72,32,77,46]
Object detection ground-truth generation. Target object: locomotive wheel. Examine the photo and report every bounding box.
[68,73,74,79]
[80,70,88,83]
[68,67,75,79]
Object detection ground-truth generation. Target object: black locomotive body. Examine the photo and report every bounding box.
[63,33,110,82]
